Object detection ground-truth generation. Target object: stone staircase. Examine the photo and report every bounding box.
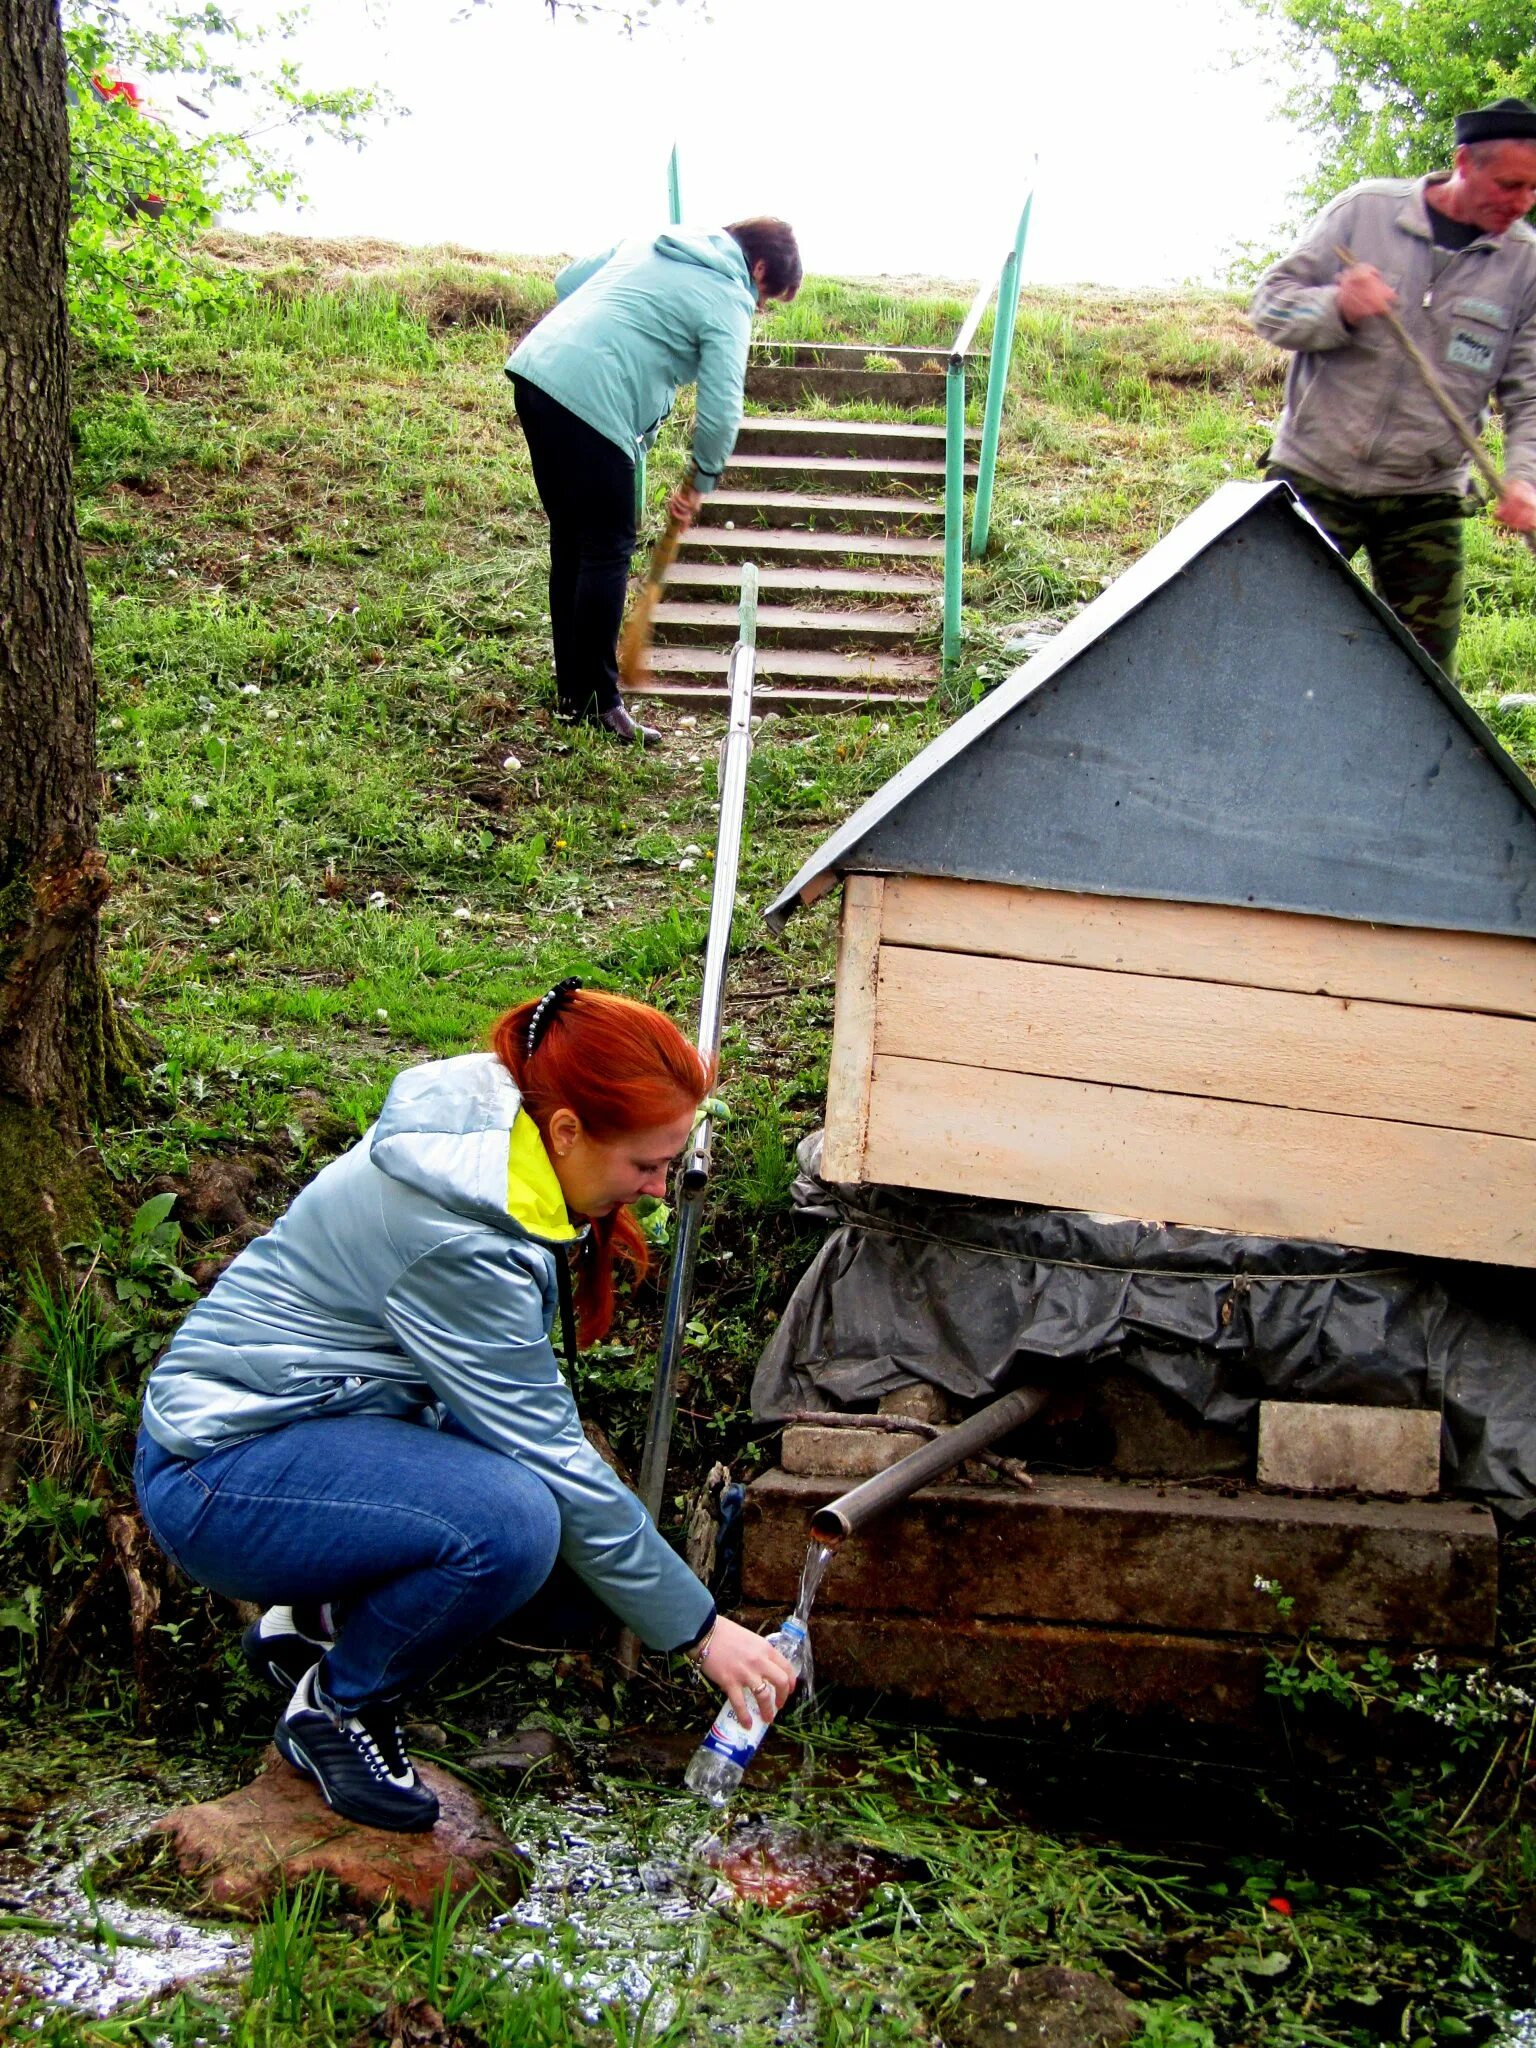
[633,344,980,714]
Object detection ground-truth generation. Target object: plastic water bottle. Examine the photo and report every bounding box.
[684,1616,810,1806]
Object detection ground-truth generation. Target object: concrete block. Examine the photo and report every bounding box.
[1092,1368,1250,1480]
[879,1383,951,1425]
[780,1425,918,1480]
[1257,1402,1441,1496]
[744,1470,1497,1649]
[732,1606,1285,1726]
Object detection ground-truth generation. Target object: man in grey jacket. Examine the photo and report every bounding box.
[1251,98,1536,671]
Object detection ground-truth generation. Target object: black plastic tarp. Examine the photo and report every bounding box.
[751,1135,1536,1516]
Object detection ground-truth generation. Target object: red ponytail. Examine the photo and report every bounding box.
[491,990,714,1344]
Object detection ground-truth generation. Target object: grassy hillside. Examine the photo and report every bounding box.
[8,230,1536,2048]
[61,229,1536,1525]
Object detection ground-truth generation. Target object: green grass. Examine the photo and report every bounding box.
[9,1711,1536,2046]
[10,229,1536,2039]
[43,226,1536,1539]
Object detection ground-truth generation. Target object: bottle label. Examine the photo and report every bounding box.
[702,1716,759,1769]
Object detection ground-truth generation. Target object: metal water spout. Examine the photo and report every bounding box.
[809,1385,1050,1546]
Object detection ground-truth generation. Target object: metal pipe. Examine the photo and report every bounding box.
[635,566,758,1521]
[667,142,682,225]
[971,189,1034,561]
[810,1384,1050,1545]
[943,358,967,669]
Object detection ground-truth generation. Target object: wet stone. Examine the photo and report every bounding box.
[150,1746,520,1917]
[702,1821,912,1925]
[602,1730,699,1782]
[949,1964,1140,2048]
[463,1726,571,1781]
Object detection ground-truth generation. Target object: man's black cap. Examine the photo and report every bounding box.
[1455,97,1536,147]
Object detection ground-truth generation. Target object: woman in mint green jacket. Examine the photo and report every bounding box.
[507,217,800,744]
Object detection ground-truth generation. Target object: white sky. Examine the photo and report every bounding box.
[221,0,1316,287]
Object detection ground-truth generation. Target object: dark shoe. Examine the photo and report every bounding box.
[599,703,662,747]
[242,1603,336,1694]
[273,1664,439,1833]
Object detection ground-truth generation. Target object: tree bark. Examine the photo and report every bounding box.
[0,0,129,1132]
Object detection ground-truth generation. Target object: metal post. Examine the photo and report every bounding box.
[667,143,682,225]
[970,190,1032,561]
[635,565,758,1523]
[943,359,966,670]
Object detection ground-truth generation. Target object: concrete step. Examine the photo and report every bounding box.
[666,561,941,607]
[677,526,944,569]
[651,599,929,652]
[636,680,926,715]
[746,365,949,411]
[735,417,976,463]
[636,644,935,699]
[697,487,944,535]
[742,1469,1498,1725]
[724,452,967,497]
[752,343,982,369]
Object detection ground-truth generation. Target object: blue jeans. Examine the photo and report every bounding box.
[134,1416,562,1711]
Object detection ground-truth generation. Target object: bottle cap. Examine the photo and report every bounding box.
[782,1616,807,1638]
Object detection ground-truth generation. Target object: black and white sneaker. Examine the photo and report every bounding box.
[273,1665,439,1833]
[242,1603,336,1693]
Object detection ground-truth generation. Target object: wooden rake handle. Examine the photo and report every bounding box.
[1335,242,1536,558]
[618,475,695,690]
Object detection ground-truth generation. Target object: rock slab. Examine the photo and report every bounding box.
[949,1964,1140,2048]
[152,1746,517,1916]
[1257,1400,1441,1496]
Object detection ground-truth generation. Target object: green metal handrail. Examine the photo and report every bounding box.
[943,189,1035,669]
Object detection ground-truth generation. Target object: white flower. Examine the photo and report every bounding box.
[502,754,522,772]
[367,891,388,909]
[682,843,703,857]
[264,706,280,721]
[1253,1576,1274,1593]
[452,906,473,921]
[374,1008,389,1023]
[678,858,698,872]
[240,683,262,697]
[107,714,126,731]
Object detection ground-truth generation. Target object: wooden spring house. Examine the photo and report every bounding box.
[742,481,1531,1726]
[765,482,1536,1265]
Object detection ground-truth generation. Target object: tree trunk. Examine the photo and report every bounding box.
[0,0,130,1135]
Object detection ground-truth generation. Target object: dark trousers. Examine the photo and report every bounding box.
[1268,467,1468,674]
[513,375,637,717]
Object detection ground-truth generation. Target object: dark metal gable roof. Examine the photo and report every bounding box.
[764,482,1536,937]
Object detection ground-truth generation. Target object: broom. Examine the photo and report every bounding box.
[618,473,697,690]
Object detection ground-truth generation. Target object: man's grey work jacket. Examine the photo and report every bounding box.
[139,1053,715,1654]
[1251,174,1536,497]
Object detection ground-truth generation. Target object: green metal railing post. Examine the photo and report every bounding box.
[971,190,1033,561]
[667,143,682,225]
[943,358,967,669]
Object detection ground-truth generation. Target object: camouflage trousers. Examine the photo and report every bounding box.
[1267,468,1470,674]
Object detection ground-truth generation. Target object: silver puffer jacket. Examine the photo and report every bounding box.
[140,1053,714,1653]
[1251,174,1536,495]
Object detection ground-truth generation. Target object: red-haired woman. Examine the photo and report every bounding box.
[134,983,794,1832]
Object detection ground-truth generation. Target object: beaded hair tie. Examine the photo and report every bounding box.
[525,977,581,1058]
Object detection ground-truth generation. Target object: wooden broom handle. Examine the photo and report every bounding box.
[1334,243,1536,559]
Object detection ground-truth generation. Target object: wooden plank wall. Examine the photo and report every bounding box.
[822,875,1536,1266]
